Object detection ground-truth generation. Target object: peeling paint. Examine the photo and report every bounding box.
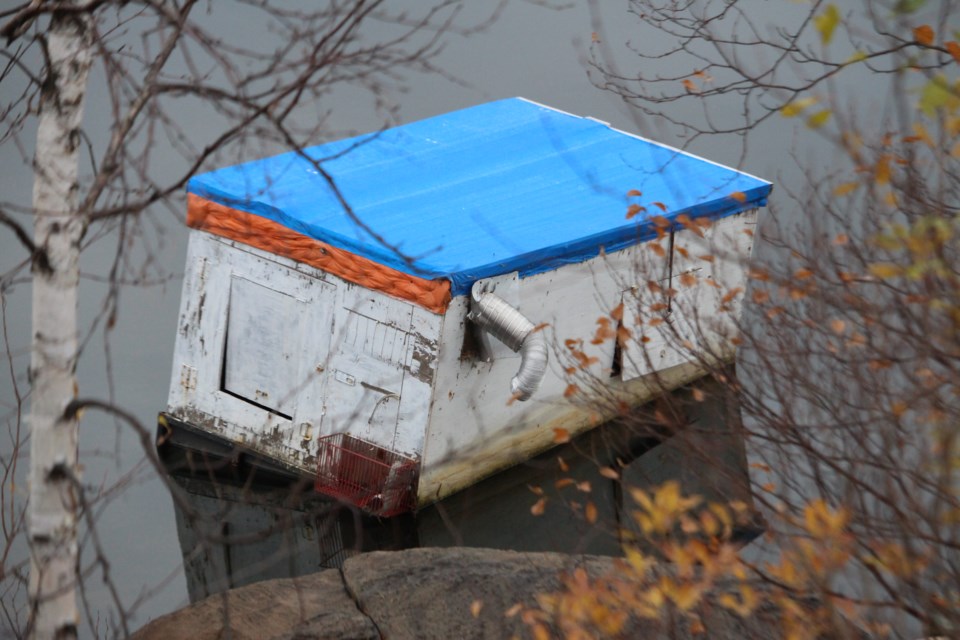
[407,334,437,385]
[417,358,722,505]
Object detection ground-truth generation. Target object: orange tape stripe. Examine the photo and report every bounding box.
[187,194,451,314]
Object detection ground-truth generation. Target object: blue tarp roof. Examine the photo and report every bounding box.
[188,98,771,296]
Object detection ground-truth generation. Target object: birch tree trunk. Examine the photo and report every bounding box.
[28,8,92,640]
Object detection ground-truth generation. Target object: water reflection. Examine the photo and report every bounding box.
[161,381,763,604]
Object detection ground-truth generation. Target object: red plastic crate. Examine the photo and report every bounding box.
[314,433,418,517]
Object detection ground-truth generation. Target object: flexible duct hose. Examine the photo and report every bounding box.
[467,284,548,401]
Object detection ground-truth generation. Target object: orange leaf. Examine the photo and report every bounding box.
[698,254,714,262]
[875,154,892,185]
[729,191,747,202]
[649,242,666,257]
[599,466,619,479]
[627,203,646,219]
[585,501,598,524]
[913,24,934,46]
[558,456,569,472]
[553,426,571,442]
[652,201,667,212]
[946,41,960,63]
[679,272,697,287]
[577,481,592,493]
[682,78,699,93]
[627,189,642,197]
[470,600,483,618]
[555,478,575,489]
[531,497,547,516]
[650,214,671,227]
[794,268,814,280]
[721,287,743,304]
[610,302,624,321]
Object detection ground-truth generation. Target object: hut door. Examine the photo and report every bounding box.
[321,301,413,450]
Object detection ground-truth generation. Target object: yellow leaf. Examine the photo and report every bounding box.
[806,109,832,128]
[833,182,858,196]
[624,546,653,575]
[780,96,818,117]
[869,262,902,279]
[845,50,868,64]
[666,581,702,611]
[919,75,958,116]
[470,599,483,618]
[913,24,934,46]
[814,4,841,44]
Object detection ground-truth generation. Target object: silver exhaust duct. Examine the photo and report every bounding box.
[468,283,548,401]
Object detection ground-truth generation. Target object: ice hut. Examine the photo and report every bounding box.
[160,98,771,515]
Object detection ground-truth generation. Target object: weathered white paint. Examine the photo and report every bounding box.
[166,232,439,470]
[167,210,755,509]
[28,9,92,639]
[417,210,756,503]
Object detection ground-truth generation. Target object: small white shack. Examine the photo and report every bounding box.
[161,98,771,515]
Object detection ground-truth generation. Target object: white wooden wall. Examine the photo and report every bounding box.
[166,232,440,473]
[419,210,757,503]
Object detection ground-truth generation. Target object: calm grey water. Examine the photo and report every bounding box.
[0,1,840,637]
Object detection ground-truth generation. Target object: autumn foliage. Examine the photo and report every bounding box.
[516,1,960,637]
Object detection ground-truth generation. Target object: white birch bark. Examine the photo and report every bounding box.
[28,8,92,640]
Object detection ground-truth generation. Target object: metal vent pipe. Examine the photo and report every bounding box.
[467,283,548,401]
